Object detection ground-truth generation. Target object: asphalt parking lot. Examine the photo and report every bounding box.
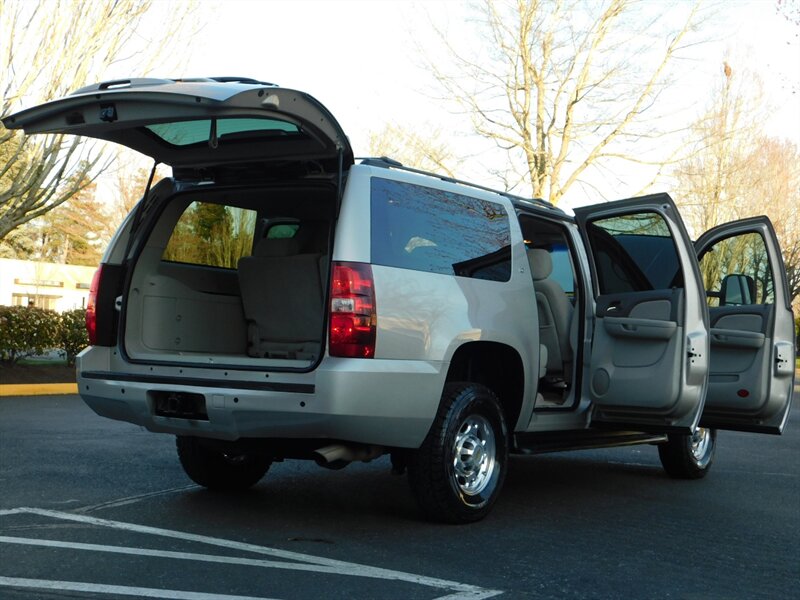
[1,383,798,599]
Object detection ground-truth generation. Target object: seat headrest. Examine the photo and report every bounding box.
[527,248,553,281]
[253,237,300,257]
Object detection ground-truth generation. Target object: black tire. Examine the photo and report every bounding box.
[658,427,717,479]
[408,382,508,524]
[176,436,271,490]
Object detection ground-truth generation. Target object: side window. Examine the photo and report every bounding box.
[698,232,774,306]
[518,215,577,298]
[586,212,683,295]
[370,177,512,282]
[162,201,257,269]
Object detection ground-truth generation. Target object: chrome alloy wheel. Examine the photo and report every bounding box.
[690,427,713,466]
[452,415,497,496]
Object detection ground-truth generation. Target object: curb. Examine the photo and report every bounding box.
[0,383,78,397]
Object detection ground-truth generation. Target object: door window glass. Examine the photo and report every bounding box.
[162,201,257,269]
[370,177,511,282]
[698,232,774,306]
[586,212,682,294]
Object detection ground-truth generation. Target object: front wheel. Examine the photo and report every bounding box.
[408,383,508,523]
[658,427,717,479]
[176,436,272,490]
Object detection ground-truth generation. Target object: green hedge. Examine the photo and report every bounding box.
[60,308,90,365]
[0,306,89,365]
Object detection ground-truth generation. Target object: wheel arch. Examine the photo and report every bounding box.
[444,341,526,431]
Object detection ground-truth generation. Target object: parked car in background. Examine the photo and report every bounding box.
[4,77,794,522]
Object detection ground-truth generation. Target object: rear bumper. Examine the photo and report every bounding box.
[77,350,443,448]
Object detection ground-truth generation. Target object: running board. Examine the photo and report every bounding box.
[513,430,668,455]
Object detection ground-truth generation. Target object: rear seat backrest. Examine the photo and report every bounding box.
[528,248,573,376]
[238,236,324,360]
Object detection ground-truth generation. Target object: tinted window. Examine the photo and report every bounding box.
[519,216,577,296]
[549,243,575,295]
[162,201,257,269]
[587,212,682,294]
[370,178,511,282]
[698,231,774,306]
[146,118,298,146]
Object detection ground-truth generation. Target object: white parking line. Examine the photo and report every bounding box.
[74,484,200,513]
[0,576,277,600]
[0,535,365,575]
[0,507,504,599]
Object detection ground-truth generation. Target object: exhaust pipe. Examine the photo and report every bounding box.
[313,444,385,468]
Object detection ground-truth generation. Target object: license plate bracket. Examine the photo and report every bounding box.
[151,391,208,420]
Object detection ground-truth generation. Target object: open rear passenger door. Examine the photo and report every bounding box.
[575,194,709,432]
[694,217,795,433]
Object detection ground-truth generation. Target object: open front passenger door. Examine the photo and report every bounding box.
[694,217,795,433]
[575,194,709,432]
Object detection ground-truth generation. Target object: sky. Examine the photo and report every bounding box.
[110,0,800,209]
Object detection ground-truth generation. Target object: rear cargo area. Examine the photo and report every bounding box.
[122,180,335,368]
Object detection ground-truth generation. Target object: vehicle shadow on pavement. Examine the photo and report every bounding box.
[157,448,672,530]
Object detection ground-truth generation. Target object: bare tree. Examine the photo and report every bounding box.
[368,123,462,178]
[674,62,800,305]
[426,0,707,205]
[672,61,766,233]
[109,151,171,227]
[0,0,199,243]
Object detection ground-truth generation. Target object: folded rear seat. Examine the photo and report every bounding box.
[238,237,324,360]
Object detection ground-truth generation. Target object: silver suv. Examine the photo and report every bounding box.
[5,78,795,523]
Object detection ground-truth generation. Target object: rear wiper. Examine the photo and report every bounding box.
[209,118,218,149]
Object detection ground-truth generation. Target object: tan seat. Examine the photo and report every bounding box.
[237,237,324,360]
[528,248,573,377]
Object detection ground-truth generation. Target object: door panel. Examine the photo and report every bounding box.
[695,217,795,433]
[575,194,709,432]
[591,291,683,411]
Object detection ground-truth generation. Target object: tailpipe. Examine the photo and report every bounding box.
[313,444,386,469]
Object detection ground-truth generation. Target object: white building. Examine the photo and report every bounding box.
[0,258,96,312]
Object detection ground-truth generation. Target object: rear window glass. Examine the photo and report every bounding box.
[586,212,682,294]
[162,201,257,268]
[370,177,511,282]
[146,118,299,146]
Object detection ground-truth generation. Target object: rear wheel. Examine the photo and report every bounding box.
[176,436,272,490]
[408,383,508,523]
[658,427,716,479]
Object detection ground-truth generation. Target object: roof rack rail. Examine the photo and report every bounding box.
[70,77,277,96]
[357,156,553,209]
[70,78,174,95]
[202,76,277,86]
[361,156,404,168]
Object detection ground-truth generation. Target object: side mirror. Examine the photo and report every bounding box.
[719,273,756,306]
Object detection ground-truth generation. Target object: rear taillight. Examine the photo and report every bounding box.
[86,265,103,345]
[329,262,376,358]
